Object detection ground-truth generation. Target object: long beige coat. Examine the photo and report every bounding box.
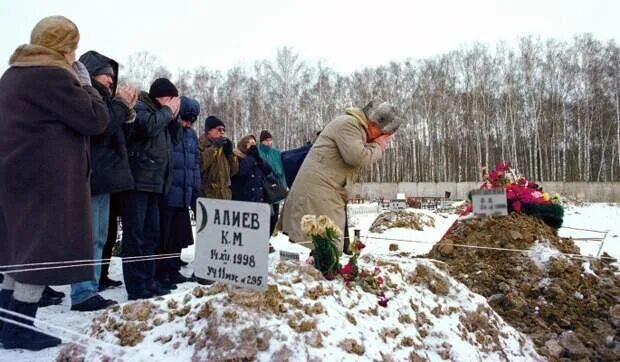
[280,108,383,249]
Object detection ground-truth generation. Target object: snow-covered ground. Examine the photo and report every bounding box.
[2,202,619,361]
[559,203,620,260]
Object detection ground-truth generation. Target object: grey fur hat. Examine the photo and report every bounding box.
[362,100,402,134]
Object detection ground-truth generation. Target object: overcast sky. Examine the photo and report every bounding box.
[1,0,618,74]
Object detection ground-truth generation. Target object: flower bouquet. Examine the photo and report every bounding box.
[301,215,342,280]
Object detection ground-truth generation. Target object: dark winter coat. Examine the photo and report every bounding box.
[79,51,135,195]
[161,127,201,207]
[127,92,182,194]
[0,66,109,284]
[281,143,312,188]
[231,149,272,202]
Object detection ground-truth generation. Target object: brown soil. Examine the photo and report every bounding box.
[427,213,620,361]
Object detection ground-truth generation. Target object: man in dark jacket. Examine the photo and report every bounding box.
[0,16,108,350]
[156,96,201,288]
[67,50,137,311]
[122,78,182,300]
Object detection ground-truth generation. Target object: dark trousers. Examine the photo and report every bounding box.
[156,206,192,280]
[270,203,280,236]
[100,194,122,284]
[121,191,160,295]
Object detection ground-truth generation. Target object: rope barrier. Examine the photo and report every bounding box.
[0,252,182,270]
[0,254,182,274]
[359,234,618,261]
[561,226,609,233]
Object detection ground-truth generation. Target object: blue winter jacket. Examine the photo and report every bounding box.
[161,127,201,207]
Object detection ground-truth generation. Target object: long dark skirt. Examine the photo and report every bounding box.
[155,206,193,279]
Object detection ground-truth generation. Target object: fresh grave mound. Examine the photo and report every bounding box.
[369,210,436,233]
[57,256,541,361]
[427,213,620,361]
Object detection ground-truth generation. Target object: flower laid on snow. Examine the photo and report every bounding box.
[340,263,354,276]
[378,295,389,307]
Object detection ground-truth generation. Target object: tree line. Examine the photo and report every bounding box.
[120,34,620,182]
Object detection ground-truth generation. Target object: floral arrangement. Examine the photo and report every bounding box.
[465,162,564,229]
[301,215,342,280]
[301,215,390,307]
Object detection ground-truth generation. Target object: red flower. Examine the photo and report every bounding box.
[378,291,386,298]
[512,200,522,213]
[340,263,354,275]
[495,163,510,172]
[356,241,366,251]
[360,270,369,278]
[324,272,336,281]
[374,267,381,275]
[376,276,384,286]
[488,171,501,184]
[506,188,516,201]
[378,297,389,307]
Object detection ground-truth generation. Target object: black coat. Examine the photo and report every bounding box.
[79,51,134,195]
[161,127,201,207]
[127,92,182,194]
[0,65,108,284]
[231,152,272,202]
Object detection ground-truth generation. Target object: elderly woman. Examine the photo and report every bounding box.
[0,16,108,350]
[231,135,272,203]
[280,101,400,251]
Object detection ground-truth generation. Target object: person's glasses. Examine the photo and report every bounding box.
[215,127,225,133]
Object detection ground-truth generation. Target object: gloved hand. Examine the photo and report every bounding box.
[222,138,233,156]
[72,61,91,86]
[247,144,259,158]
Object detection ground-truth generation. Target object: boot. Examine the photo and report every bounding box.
[98,276,122,292]
[43,286,65,299]
[168,271,190,284]
[71,294,117,312]
[38,286,64,307]
[0,289,13,331]
[0,297,61,350]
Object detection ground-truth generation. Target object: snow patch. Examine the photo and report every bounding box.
[528,241,563,270]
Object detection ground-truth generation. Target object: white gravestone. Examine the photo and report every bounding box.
[389,200,407,211]
[194,198,270,291]
[471,189,508,216]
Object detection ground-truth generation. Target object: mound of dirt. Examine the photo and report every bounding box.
[57,256,541,361]
[370,211,436,233]
[427,213,620,361]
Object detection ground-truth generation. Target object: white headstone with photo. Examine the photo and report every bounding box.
[471,189,508,216]
[194,198,270,291]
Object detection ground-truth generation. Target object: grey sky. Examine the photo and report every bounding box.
[1,0,618,74]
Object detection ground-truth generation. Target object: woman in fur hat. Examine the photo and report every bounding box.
[0,16,108,350]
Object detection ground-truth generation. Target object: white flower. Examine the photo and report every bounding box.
[316,215,332,235]
[300,215,318,236]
